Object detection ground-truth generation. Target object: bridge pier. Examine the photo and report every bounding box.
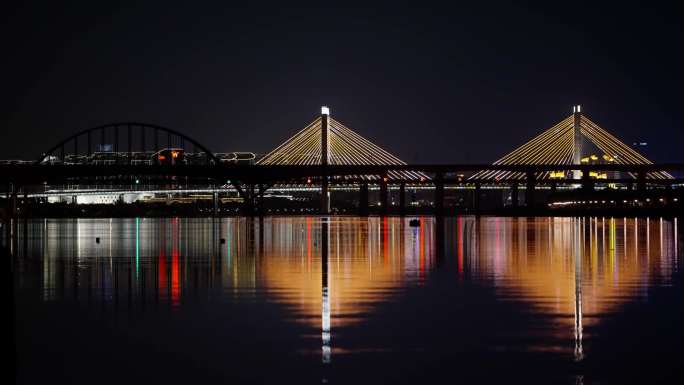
[581,170,594,192]
[525,171,535,207]
[379,177,389,215]
[511,184,519,208]
[434,174,444,216]
[22,190,28,218]
[249,184,257,216]
[7,185,18,254]
[230,182,248,216]
[3,184,16,249]
[321,177,329,215]
[474,183,481,213]
[637,171,647,193]
[257,184,267,216]
[213,191,218,217]
[11,189,18,220]
[399,182,406,216]
[359,183,369,216]
[235,184,256,216]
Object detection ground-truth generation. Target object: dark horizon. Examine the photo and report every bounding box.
[2,1,683,163]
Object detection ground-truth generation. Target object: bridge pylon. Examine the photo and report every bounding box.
[572,105,583,180]
[471,105,672,181]
[321,106,330,214]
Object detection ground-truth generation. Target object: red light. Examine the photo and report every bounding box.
[158,155,166,161]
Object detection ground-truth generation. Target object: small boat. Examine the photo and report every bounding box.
[409,219,420,227]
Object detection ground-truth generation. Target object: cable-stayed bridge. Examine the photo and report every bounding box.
[257,110,427,181]
[472,105,672,181]
[1,106,683,216]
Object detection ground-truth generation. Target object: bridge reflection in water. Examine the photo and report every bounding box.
[14,216,680,376]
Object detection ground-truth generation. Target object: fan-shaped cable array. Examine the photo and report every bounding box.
[579,116,670,179]
[471,113,672,181]
[258,116,428,181]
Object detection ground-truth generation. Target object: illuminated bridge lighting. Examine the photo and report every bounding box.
[257,113,428,181]
[471,109,673,181]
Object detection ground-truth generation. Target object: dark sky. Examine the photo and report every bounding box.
[2,1,682,163]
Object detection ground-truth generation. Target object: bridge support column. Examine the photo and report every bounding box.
[637,171,647,194]
[435,174,444,216]
[8,185,18,253]
[239,184,256,216]
[551,181,557,194]
[257,184,266,216]
[581,170,594,192]
[525,171,535,207]
[4,184,16,248]
[474,183,481,213]
[359,183,369,216]
[380,178,389,216]
[511,184,519,208]
[10,189,18,219]
[22,190,28,218]
[321,177,329,215]
[231,182,252,216]
[399,182,406,216]
[213,191,219,217]
[249,184,257,216]
[7,186,15,218]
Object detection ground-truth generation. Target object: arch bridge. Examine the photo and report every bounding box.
[37,122,219,165]
[1,107,683,217]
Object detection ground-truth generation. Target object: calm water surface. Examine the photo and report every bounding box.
[13,217,684,384]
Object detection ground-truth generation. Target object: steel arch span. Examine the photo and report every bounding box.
[37,122,219,165]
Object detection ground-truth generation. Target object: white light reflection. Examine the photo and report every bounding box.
[321,221,331,364]
[574,217,584,361]
[322,285,331,364]
[675,218,678,260]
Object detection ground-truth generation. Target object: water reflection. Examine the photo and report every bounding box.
[466,217,679,356]
[14,216,681,369]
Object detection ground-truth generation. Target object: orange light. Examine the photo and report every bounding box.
[171,151,179,158]
[158,155,166,161]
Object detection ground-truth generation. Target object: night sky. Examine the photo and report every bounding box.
[2,1,683,163]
